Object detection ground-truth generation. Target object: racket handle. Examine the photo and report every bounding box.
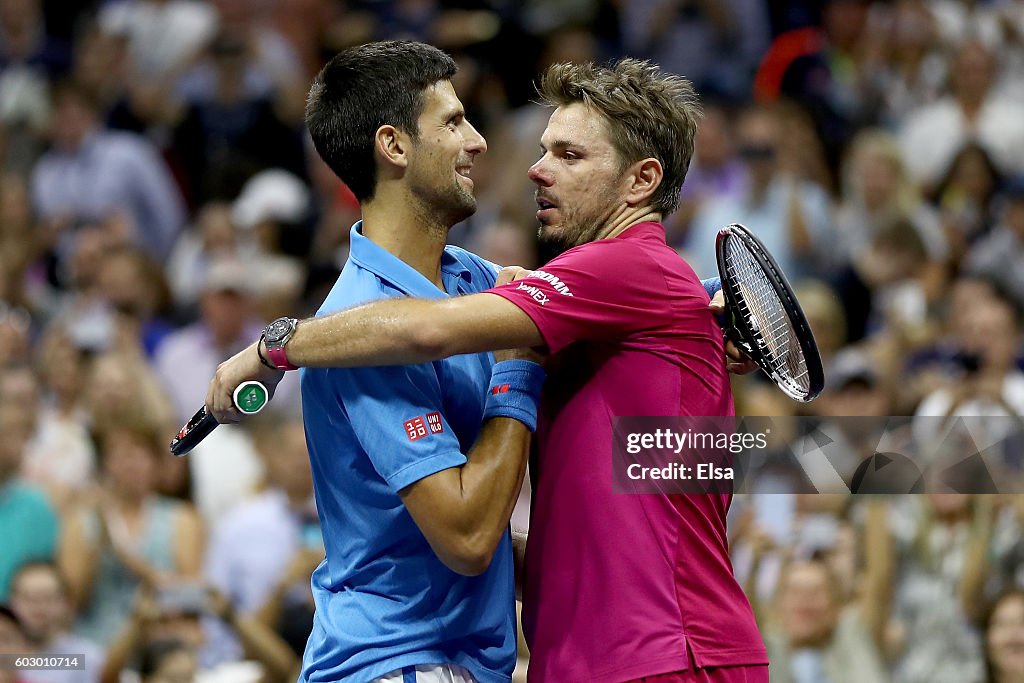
[169,381,269,457]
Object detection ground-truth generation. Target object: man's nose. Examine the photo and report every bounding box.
[528,158,551,186]
[466,122,487,155]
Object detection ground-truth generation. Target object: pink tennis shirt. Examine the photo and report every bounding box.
[489,222,767,683]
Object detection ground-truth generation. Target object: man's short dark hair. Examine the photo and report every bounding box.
[305,41,458,202]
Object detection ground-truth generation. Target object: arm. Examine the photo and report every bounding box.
[959,496,996,622]
[253,548,323,629]
[287,294,540,367]
[858,499,894,652]
[172,505,205,577]
[99,592,160,683]
[402,413,532,576]
[208,589,299,683]
[57,510,99,610]
[208,293,540,422]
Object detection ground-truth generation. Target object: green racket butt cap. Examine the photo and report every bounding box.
[233,381,268,415]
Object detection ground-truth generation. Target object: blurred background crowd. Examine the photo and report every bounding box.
[1,0,1024,681]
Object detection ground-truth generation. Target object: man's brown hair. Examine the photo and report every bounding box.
[537,58,701,216]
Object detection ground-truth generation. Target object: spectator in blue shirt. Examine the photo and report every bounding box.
[30,81,186,264]
[0,390,58,602]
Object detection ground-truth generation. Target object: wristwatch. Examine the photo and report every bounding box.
[261,317,299,371]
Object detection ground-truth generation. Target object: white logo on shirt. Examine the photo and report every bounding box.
[529,270,574,297]
[516,283,549,306]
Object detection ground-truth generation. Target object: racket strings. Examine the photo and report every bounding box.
[724,240,811,395]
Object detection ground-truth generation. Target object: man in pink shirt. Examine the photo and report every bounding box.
[209,58,768,682]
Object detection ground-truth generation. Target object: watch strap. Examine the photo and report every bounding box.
[264,342,298,371]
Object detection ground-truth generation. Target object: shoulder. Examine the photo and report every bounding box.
[317,262,398,315]
[444,245,499,289]
[3,481,55,513]
[549,231,687,287]
[101,131,160,162]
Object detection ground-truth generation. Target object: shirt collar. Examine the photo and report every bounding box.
[347,221,472,298]
[614,221,666,242]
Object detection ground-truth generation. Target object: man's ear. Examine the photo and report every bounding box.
[624,158,663,206]
[375,124,409,170]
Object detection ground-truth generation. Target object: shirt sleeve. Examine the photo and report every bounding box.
[488,239,699,355]
[333,363,469,493]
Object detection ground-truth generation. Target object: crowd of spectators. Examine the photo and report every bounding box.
[2,1,1024,682]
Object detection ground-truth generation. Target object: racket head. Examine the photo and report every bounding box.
[716,223,825,402]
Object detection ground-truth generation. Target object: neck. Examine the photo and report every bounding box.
[595,205,662,242]
[360,186,450,289]
[997,671,1024,683]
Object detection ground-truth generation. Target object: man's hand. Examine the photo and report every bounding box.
[206,341,284,423]
[708,290,759,375]
[495,266,533,286]
[493,267,547,364]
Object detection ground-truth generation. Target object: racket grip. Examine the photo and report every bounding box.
[169,381,269,457]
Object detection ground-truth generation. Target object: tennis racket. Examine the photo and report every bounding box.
[716,223,824,402]
[169,381,269,456]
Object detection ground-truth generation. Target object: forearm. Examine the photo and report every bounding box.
[229,611,299,681]
[282,294,539,369]
[115,549,165,588]
[859,500,893,649]
[58,518,97,610]
[253,581,289,629]
[403,416,531,575]
[960,500,995,620]
[100,614,147,683]
[457,418,532,561]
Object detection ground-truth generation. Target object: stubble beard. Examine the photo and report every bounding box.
[413,173,478,228]
[535,200,614,264]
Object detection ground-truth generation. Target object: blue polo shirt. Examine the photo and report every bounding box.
[298,223,515,683]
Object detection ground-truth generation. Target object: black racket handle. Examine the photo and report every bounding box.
[170,406,218,457]
[169,381,269,457]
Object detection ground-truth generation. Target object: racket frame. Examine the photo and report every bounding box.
[716,223,825,402]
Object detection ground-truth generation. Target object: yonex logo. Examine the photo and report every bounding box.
[491,384,511,395]
[515,283,549,306]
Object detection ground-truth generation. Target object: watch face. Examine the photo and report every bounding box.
[265,318,294,344]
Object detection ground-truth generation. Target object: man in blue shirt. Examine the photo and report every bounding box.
[222,42,540,683]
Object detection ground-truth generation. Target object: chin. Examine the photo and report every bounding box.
[536,227,574,264]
